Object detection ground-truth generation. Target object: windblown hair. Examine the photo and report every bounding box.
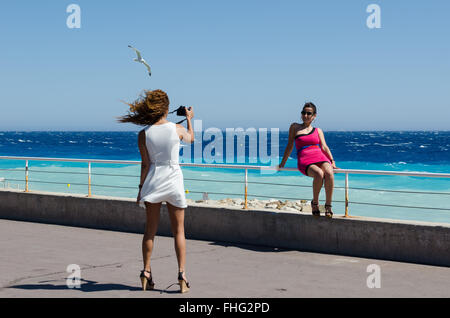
[303,102,317,114]
[118,89,170,126]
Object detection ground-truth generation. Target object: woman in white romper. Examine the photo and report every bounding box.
[118,89,194,293]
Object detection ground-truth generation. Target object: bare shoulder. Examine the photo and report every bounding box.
[290,122,302,134]
[285,123,298,142]
[289,122,300,132]
[176,124,185,130]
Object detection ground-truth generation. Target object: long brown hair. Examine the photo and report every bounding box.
[118,89,170,126]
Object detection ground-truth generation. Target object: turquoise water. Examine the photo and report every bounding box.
[1,131,449,223]
[1,158,449,224]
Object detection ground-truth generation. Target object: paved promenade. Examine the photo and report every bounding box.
[0,219,449,298]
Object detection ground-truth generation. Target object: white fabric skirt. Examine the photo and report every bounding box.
[139,163,187,209]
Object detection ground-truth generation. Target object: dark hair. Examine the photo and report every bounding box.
[303,102,317,114]
[117,89,170,126]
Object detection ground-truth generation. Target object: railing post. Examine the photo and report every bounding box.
[25,160,29,192]
[345,173,349,217]
[244,168,248,210]
[88,161,92,197]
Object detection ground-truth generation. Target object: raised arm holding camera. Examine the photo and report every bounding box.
[175,106,194,143]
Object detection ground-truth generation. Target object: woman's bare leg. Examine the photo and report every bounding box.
[307,164,325,204]
[142,202,161,275]
[320,162,335,206]
[166,202,187,274]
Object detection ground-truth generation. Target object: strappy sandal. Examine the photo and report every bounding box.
[311,200,320,217]
[139,270,155,291]
[178,271,190,293]
[325,204,333,218]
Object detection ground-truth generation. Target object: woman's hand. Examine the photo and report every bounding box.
[331,161,338,169]
[185,106,194,119]
[136,190,141,205]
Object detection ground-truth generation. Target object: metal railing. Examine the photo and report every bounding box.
[1,156,450,217]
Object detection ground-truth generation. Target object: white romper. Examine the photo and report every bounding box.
[139,122,187,209]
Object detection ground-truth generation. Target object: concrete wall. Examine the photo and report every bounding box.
[1,189,449,267]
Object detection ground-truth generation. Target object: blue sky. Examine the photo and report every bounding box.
[0,0,449,131]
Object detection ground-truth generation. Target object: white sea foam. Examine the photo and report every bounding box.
[348,142,370,147]
[374,143,397,147]
[374,142,413,147]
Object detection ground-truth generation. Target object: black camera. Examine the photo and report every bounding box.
[170,106,191,124]
[176,106,187,116]
[173,105,192,117]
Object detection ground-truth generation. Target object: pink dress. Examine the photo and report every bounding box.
[295,127,331,176]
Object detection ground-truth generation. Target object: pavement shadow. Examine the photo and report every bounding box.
[8,278,182,294]
[8,279,141,292]
[208,241,295,253]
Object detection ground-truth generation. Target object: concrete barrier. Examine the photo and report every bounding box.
[1,189,449,267]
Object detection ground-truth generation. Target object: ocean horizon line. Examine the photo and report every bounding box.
[1,129,450,133]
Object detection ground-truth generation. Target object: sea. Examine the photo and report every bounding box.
[0,130,449,224]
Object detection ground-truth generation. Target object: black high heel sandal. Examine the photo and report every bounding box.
[325,204,333,218]
[311,200,320,217]
[178,271,190,293]
[140,270,155,291]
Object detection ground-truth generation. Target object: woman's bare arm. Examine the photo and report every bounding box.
[317,128,337,168]
[278,123,296,168]
[137,130,151,202]
[176,107,195,144]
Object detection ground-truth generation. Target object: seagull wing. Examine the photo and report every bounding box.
[128,45,142,61]
[142,60,152,75]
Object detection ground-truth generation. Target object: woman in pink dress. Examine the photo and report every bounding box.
[278,102,337,217]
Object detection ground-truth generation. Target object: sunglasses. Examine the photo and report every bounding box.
[301,111,314,116]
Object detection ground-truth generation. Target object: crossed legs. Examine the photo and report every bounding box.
[306,162,334,206]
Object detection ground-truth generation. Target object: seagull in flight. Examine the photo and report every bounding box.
[128,45,151,76]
